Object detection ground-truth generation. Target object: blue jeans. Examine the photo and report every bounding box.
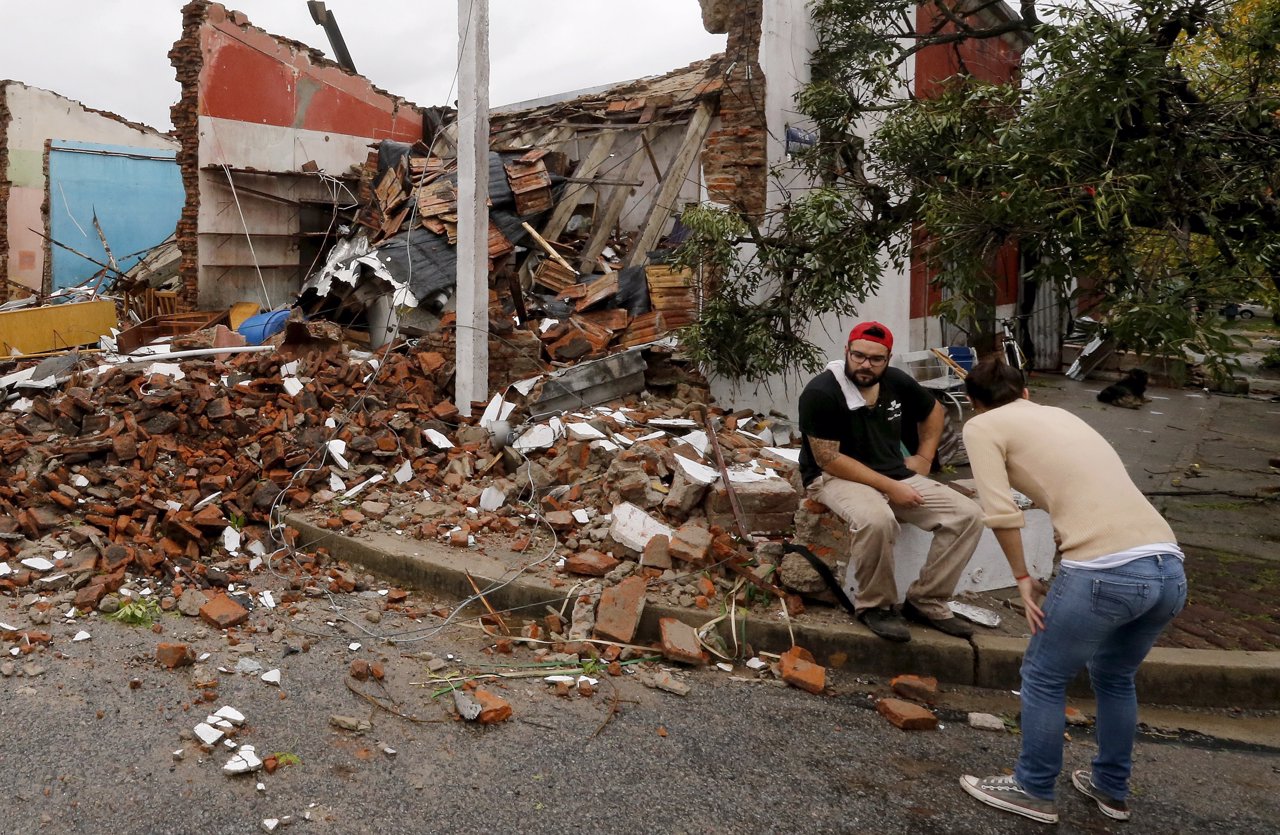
[1015,554,1187,800]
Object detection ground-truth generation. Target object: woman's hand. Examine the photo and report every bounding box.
[1018,576,1048,633]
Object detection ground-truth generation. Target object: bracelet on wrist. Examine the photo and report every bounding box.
[1014,573,1030,582]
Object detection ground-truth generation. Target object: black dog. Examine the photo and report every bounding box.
[1097,368,1149,409]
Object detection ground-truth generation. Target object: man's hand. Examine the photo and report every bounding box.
[885,480,925,508]
[904,454,932,476]
[1018,576,1048,633]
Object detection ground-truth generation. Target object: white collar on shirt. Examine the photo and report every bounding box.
[824,360,866,411]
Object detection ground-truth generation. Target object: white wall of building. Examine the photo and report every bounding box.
[707,0,915,418]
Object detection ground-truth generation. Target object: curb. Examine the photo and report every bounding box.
[286,516,1280,710]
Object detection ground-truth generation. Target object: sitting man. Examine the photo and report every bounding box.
[797,321,982,641]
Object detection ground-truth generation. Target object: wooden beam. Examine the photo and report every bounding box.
[577,127,658,273]
[537,134,622,244]
[624,101,714,269]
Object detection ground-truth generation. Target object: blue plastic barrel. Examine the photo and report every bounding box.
[237,309,291,345]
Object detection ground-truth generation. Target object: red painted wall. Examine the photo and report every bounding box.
[910,5,1023,320]
[199,4,422,142]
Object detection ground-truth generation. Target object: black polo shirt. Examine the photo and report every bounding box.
[797,365,937,485]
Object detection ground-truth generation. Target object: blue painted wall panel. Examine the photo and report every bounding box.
[48,140,183,291]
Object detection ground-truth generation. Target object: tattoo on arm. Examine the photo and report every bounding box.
[810,438,841,469]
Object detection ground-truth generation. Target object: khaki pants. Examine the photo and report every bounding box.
[811,473,983,619]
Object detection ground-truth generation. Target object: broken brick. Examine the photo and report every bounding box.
[779,646,826,694]
[155,642,194,669]
[564,549,619,577]
[877,698,938,731]
[473,689,512,724]
[891,674,938,704]
[658,617,706,666]
[640,534,672,569]
[199,593,249,629]
[593,575,646,644]
[668,523,712,565]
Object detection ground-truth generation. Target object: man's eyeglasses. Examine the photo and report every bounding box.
[847,348,889,367]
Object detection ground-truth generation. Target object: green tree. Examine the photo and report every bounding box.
[678,0,1280,381]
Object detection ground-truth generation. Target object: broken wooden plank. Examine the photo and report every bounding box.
[532,258,578,294]
[574,273,620,312]
[577,126,659,273]
[521,222,578,276]
[624,101,715,269]
[539,132,619,244]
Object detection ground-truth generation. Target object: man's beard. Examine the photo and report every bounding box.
[844,360,884,389]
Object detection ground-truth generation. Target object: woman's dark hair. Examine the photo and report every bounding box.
[965,357,1025,408]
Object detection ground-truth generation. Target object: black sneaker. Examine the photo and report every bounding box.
[857,607,911,642]
[1072,769,1131,821]
[902,600,974,638]
[960,774,1059,824]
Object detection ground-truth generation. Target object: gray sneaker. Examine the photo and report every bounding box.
[1072,769,1131,821]
[960,774,1059,824]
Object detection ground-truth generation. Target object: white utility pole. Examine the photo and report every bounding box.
[455,0,490,416]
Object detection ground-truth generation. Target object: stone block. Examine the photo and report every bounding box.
[640,534,672,570]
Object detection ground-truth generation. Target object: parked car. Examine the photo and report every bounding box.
[1221,301,1271,320]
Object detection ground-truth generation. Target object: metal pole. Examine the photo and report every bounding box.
[455,0,490,417]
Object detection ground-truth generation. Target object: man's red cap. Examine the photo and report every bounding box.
[847,321,893,353]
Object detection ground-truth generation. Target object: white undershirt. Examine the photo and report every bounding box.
[1061,542,1185,571]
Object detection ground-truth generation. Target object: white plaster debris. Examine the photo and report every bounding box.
[261,818,280,833]
[349,642,362,651]
[513,422,557,451]
[166,499,184,512]
[213,705,245,726]
[144,362,186,382]
[633,431,666,443]
[10,397,33,413]
[0,621,17,631]
[260,669,281,686]
[715,662,733,673]
[948,601,1002,628]
[512,376,540,395]
[383,746,397,757]
[20,557,54,572]
[281,376,304,397]
[72,631,91,642]
[340,473,384,500]
[325,417,338,428]
[172,749,185,761]
[571,508,591,524]
[248,556,263,572]
[763,446,801,463]
[71,474,90,488]
[394,459,414,484]
[329,473,346,493]
[590,438,621,453]
[258,591,276,609]
[679,429,709,455]
[609,502,674,552]
[566,422,606,440]
[674,455,720,485]
[193,491,222,511]
[327,439,350,469]
[223,744,263,775]
[256,782,266,792]
[745,657,768,671]
[235,658,263,675]
[480,393,517,429]
[425,428,454,449]
[222,527,242,554]
[544,674,575,684]
[193,723,224,746]
[647,418,697,429]
[479,486,506,512]
[0,563,10,577]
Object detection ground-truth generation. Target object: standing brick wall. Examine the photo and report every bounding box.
[167,0,207,311]
[701,0,767,220]
[0,83,12,303]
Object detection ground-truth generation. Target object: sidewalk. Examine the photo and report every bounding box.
[284,374,1280,709]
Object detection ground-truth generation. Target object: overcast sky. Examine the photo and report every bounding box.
[1,1,726,132]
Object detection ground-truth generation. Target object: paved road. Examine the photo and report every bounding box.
[3,579,1277,835]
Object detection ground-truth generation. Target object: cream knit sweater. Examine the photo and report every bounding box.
[962,399,1176,562]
